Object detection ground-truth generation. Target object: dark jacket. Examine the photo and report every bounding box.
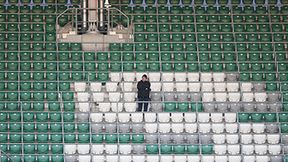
[137,80,151,99]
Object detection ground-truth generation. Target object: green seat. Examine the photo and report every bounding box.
[51,155,64,162]
[264,113,276,122]
[37,134,49,143]
[178,102,189,112]
[9,112,21,122]
[119,134,130,143]
[251,113,263,122]
[50,112,61,122]
[201,145,213,154]
[164,102,176,112]
[36,112,48,122]
[63,102,75,111]
[23,134,35,143]
[92,134,104,143]
[279,113,288,122]
[38,144,49,154]
[24,144,35,154]
[51,144,63,154]
[10,144,22,154]
[33,102,44,111]
[78,123,89,133]
[238,113,250,122]
[46,82,57,91]
[187,145,199,154]
[0,124,8,132]
[10,134,21,143]
[191,103,203,112]
[51,134,63,143]
[23,123,35,132]
[146,144,158,154]
[0,112,7,122]
[37,123,48,132]
[160,145,172,154]
[78,134,90,143]
[281,123,288,133]
[105,134,117,143]
[64,134,76,143]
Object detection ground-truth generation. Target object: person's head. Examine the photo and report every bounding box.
[142,74,148,81]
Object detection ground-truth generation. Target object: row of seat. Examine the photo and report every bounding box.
[0,102,75,111]
[0,5,74,13]
[0,91,74,101]
[2,52,285,62]
[65,154,285,162]
[134,23,288,33]
[0,112,75,122]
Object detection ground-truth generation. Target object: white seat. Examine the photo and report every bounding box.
[215,156,227,162]
[243,156,256,162]
[185,123,197,133]
[201,83,213,91]
[227,145,240,155]
[202,156,214,162]
[174,156,187,162]
[159,123,171,133]
[175,72,187,81]
[225,123,238,133]
[171,123,184,133]
[175,82,188,92]
[64,144,77,154]
[123,72,135,81]
[242,92,254,102]
[188,83,200,92]
[227,82,239,92]
[252,123,265,133]
[145,123,158,133]
[253,134,266,144]
[145,113,156,122]
[105,145,118,154]
[105,82,118,92]
[161,155,173,162]
[214,83,226,92]
[158,113,170,122]
[214,145,227,155]
[187,73,199,81]
[199,123,211,133]
[78,155,91,162]
[241,82,253,92]
[93,92,105,102]
[131,113,143,122]
[108,92,121,102]
[198,113,210,122]
[256,156,269,162]
[98,103,111,112]
[106,156,118,162]
[213,134,225,144]
[90,82,102,92]
[79,102,90,112]
[187,155,200,162]
[212,123,224,133]
[162,73,174,81]
[92,156,105,162]
[74,82,86,92]
[226,134,239,144]
[228,156,241,162]
[202,93,214,102]
[224,113,236,122]
[120,156,132,162]
[133,156,145,162]
[242,145,254,155]
[268,145,281,155]
[77,92,89,102]
[136,73,145,81]
[184,113,196,122]
[267,134,280,144]
[146,156,159,162]
[124,92,136,102]
[149,72,160,81]
[123,82,133,92]
[254,92,267,102]
[171,113,183,122]
[119,145,132,154]
[151,82,161,92]
[228,92,240,102]
[241,134,253,144]
[201,73,212,81]
[213,72,225,81]
[163,83,174,92]
[110,72,121,82]
[254,145,267,155]
[90,113,103,122]
[215,93,227,102]
[239,123,252,133]
[77,144,90,154]
[111,103,123,112]
[124,102,137,112]
[105,113,117,123]
[118,113,130,123]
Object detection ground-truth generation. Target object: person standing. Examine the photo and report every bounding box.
[137,74,151,112]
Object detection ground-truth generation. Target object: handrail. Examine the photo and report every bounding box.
[0,149,15,162]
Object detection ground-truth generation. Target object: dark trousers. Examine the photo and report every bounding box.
[137,98,149,112]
